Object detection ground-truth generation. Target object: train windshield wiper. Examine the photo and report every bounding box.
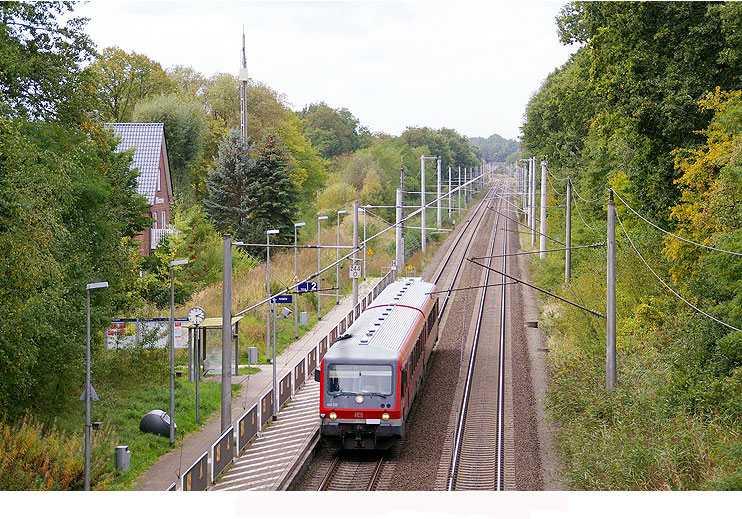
[360,392,387,398]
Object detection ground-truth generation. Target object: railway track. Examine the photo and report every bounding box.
[316,450,386,491]
[293,183,501,491]
[445,183,511,490]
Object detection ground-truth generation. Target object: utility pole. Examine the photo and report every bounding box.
[565,178,572,283]
[448,166,452,216]
[352,200,359,307]
[317,216,328,319]
[221,234,232,432]
[436,156,442,230]
[399,159,405,267]
[396,188,403,275]
[530,157,536,247]
[527,158,531,236]
[239,27,248,142]
[464,168,468,209]
[540,158,547,259]
[420,155,427,254]
[607,190,616,391]
[458,166,462,216]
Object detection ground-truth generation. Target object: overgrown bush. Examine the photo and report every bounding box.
[0,415,114,490]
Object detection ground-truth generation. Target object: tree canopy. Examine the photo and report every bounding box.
[89,46,174,123]
[0,2,96,123]
[468,134,519,163]
[298,102,372,159]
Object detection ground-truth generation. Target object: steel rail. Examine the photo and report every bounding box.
[317,454,340,491]
[447,193,502,491]
[317,452,385,491]
[433,183,501,323]
[367,456,385,491]
[495,193,509,491]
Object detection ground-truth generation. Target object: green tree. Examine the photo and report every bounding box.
[0,1,96,123]
[298,102,370,159]
[554,1,742,223]
[242,133,299,255]
[468,134,520,162]
[133,93,207,197]
[277,112,328,208]
[203,130,254,234]
[89,46,174,122]
[0,119,149,416]
[167,65,205,98]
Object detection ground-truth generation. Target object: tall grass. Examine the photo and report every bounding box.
[0,414,114,490]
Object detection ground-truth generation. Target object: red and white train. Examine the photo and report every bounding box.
[316,277,439,449]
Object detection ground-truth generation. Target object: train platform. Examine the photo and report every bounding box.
[210,379,320,490]
[133,280,381,491]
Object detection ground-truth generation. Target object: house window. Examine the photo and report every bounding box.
[153,211,158,229]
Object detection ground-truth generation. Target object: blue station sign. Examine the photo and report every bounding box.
[296,281,318,293]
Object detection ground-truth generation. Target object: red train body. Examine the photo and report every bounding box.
[318,277,439,449]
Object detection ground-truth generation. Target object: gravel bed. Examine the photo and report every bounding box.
[292,186,549,491]
[389,195,497,490]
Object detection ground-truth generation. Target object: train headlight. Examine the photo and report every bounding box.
[355,395,364,404]
[329,412,337,421]
[381,412,390,421]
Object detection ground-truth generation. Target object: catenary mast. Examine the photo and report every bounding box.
[239,27,249,141]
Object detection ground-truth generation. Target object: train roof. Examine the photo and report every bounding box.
[323,277,436,364]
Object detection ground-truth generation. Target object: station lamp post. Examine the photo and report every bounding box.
[266,229,279,363]
[169,259,189,445]
[272,305,291,420]
[293,222,305,338]
[336,210,347,304]
[84,281,108,491]
[317,215,329,319]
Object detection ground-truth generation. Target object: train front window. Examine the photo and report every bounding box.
[328,364,393,395]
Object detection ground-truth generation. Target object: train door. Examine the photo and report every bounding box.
[401,365,408,418]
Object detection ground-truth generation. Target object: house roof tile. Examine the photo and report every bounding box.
[105,123,165,205]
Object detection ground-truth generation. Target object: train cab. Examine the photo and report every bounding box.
[318,277,437,449]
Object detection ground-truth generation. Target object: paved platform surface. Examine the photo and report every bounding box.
[211,380,319,491]
[134,282,378,491]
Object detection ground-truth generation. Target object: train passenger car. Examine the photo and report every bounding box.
[317,277,439,449]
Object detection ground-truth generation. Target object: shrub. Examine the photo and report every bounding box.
[0,415,114,490]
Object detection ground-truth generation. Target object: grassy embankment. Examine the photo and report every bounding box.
[520,188,742,490]
[2,346,236,490]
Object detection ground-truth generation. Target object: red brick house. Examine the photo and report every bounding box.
[106,123,174,256]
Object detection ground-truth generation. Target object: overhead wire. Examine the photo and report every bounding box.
[615,210,741,332]
[572,192,602,233]
[612,189,742,256]
[571,183,606,204]
[545,164,570,182]
[546,174,564,196]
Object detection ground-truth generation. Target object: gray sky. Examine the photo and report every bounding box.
[77,0,578,141]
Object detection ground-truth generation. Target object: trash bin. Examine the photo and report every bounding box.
[114,445,130,471]
[248,346,258,365]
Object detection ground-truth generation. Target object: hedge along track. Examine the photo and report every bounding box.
[445,183,511,491]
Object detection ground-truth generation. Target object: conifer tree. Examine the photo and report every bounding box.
[240,132,299,257]
[203,130,254,233]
